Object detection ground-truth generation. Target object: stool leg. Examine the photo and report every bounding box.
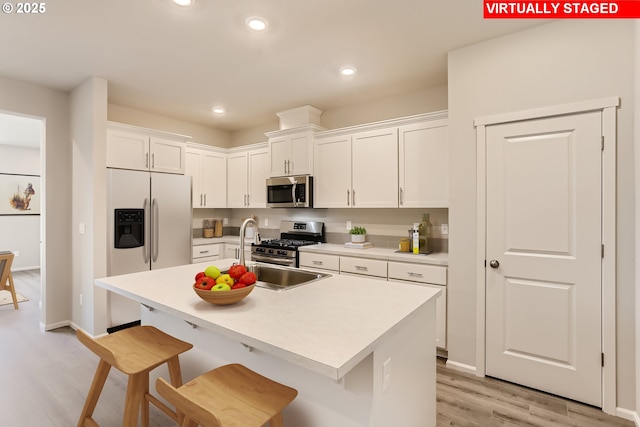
[122,372,146,427]
[166,355,186,424]
[141,373,150,427]
[77,360,111,427]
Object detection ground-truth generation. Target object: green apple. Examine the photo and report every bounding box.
[211,283,231,292]
[204,265,221,280]
[215,273,234,287]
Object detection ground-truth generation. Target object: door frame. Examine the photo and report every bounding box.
[474,97,619,414]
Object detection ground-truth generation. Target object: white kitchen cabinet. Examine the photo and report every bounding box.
[299,252,340,272]
[266,126,324,177]
[192,242,222,264]
[223,242,252,260]
[399,118,449,208]
[227,144,269,208]
[339,256,388,278]
[107,123,186,174]
[185,145,227,208]
[388,261,447,349]
[314,127,398,208]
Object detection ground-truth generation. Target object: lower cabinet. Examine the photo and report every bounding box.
[192,243,222,264]
[224,242,251,261]
[339,256,388,278]
[299,252,340,272]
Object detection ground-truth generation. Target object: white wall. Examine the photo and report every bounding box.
[448,20,636,410]
[71,77,108,335]
[635,19,640,427]
[0,144,41,269]
[0,76,72,329]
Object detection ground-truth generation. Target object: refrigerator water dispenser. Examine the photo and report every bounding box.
[114,208,144,248]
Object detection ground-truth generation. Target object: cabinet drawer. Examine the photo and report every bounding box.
[387,261,446,285]
[299,253,340,271]
[192,243,221,259]
[340,256,387,278]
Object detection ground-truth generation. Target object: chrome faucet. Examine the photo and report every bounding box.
[239,217,259,266]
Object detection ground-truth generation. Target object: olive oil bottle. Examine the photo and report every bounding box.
[418,213,432,254]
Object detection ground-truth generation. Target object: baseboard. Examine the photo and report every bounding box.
[41,320,71,331]
[615,407,640,426]
[12,266,40,272]
[445,359,477,375]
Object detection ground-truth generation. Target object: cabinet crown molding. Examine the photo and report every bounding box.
[314,110,448,139]
[264,124,326,138]
[107,121,191,140]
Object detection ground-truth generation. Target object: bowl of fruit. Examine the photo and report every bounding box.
[193,264,257,305]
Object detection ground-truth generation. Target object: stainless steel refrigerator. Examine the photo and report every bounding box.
[107,168,192,329]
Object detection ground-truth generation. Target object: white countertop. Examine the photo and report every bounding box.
[95,258,440,381]
[299,243,448,266]
[193,236,256,245]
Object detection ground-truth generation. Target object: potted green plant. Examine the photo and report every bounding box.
[349,226,367,243]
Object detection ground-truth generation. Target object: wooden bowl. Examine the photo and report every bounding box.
[193,284,255,305]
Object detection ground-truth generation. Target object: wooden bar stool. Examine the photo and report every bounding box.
[0,251,18,309]
[77,325,193,427]
[156,363,298,427]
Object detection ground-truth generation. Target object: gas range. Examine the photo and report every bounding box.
[251,221,325,267]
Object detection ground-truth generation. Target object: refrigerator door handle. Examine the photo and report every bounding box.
[143,198,151,264]
[152,197,159,262]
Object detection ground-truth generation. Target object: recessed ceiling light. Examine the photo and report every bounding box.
[212,107,225,115]
[173,0,194,6]
[246,16,268,31]
[340,66,357,77]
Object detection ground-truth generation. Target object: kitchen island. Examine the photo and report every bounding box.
[95,258,439,427]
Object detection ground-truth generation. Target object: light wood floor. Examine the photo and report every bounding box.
[1,270,635,427]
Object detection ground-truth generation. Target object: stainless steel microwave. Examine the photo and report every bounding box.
[266,176,313,208]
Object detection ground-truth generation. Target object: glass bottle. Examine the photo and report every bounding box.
[419,213,432,254]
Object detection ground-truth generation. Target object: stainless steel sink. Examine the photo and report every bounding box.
[227,263,331,291]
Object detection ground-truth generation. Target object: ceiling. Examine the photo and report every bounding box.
[0,0,547,135]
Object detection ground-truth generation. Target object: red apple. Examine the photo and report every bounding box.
[228,264,248,280]
[238,271,257,286]
[231,282,247,290]
[194,271,206,282]
[194,276,215,290]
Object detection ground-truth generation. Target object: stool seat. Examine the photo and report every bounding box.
[156,363,298,427]
[77,325,193,427]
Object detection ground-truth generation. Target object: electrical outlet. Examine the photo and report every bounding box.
[441,224,449,235]
[346,221,352,231]
[223,218,229,225]
[13,250,19,257]
[79,294,83,306]
[382,358,392,392]
[264,218,269,226]
[78,223,86,235]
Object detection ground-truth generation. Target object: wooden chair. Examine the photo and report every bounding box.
[77,325,193,427]
[156,363,298,427]
[0,251,18,309]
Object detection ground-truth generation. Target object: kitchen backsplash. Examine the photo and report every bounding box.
[192,207,449,253]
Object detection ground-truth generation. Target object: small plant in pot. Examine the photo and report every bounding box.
[349,226,367,243]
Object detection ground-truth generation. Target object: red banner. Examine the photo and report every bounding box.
[484,1,640,18]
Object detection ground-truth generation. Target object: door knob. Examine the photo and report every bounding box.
[489,259,500,269]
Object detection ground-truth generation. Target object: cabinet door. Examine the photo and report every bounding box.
[227,152,248,208]
[351,127,398,207]
[106,128,149,171]
[289,133,312,175]
[314,135,352,208]
[150,137,185,174]
[269,137,289,177]
[399,120,448,207]
[185,149,203,208]
[247,149,269,207]
[202,151,227,208]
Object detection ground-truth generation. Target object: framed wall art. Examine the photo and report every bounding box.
[0,173,40,215]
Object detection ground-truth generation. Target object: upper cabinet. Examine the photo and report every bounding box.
[106,122,187,174]
[227,144,270,208]
[315,128,398,208]
[314,111,448,209]
[266,125,324,177]
[398,118,448,208]
[185,144,227,208]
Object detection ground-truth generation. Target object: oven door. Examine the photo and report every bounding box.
[266,176,312,208]
[251,252,297,267]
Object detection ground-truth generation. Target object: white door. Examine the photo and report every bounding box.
[314,135,352,208]
[227,152,248,208]
[201,151,226,208]
[247,149,269,207]
[485,111,602,406]
[351,127,398,207]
